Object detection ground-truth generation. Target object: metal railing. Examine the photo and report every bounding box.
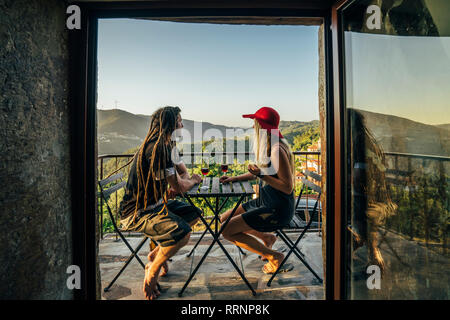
[384,152,449,189]
[97,151,322,239]
[379,152,449,254]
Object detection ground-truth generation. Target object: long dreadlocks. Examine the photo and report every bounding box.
[137,106,180,220]
[109,106,181,224]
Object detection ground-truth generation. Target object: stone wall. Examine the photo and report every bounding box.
[0,0,73,299]
[317,23,327,292]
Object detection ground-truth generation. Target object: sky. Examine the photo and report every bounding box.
[97,19,320,127]
[345,32,450,125]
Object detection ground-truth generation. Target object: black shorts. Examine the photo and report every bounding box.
[241,185,294,232]
[127,200,201,247]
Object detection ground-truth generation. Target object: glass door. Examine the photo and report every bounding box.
[341,0,450,299]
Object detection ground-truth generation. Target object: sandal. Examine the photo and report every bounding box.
[262,263,276,274]
[262,262,294,274]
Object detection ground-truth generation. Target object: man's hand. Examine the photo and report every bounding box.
[191,174,202,184]
[167,187,179,199]
[219,175,234,184]
[248,164,261,177]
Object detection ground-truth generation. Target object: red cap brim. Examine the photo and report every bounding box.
[242,114,255,119]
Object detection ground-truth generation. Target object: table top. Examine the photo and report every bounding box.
[185,176,255,197]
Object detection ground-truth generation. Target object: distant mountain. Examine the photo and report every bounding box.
[356,109,450,157]
[97,108,449,158]
[97,109,246,155]
[436,124,450,131]
[97,109,320,155]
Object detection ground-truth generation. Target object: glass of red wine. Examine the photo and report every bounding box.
[201,158,210,176]
[220,164,229,174]
[201,167,210,176]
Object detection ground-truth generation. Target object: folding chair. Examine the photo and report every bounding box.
[294,170,322,229]
[267,170,323,286]
[98,172,160,292]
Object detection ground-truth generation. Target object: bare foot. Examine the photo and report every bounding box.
[143,263,160,300]
[148,248,169,277]
[260,234,277,261]
[369,247,385,277]
[262,251,284,273]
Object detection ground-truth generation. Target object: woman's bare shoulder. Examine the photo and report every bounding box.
[271,142,288,157]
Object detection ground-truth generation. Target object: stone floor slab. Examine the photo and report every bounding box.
[100,232,324,300]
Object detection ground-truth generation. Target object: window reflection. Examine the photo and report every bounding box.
[343,0,449,299]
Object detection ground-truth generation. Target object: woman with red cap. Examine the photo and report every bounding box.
[219,107,295,274]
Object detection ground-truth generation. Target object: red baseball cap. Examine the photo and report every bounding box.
[243,107,284,139]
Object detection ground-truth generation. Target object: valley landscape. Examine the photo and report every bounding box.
[97,108,321,155]
[97,108,449,158]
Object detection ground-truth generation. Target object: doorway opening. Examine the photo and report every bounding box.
[92,15,329,301]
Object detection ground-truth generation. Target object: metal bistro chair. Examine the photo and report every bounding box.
[98,172,160,292]
[267,170,323,286]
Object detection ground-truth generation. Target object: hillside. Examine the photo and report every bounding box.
[436,124,450,131]
[97,108,448,158]
[279,120,320,147]
[97,109,320,155]
[97,109,245,155]
[357,109,450,157]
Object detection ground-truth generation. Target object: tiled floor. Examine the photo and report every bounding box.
[99,232,324,300]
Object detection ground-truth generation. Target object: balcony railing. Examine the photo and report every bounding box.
[97,151,322,239]
[374,152,449,255]
[97,150,449,252]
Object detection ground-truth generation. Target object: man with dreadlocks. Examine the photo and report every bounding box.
[118,106,202,300]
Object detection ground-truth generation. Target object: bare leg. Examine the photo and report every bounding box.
[367,206,385,275]
[143,233,190,300]
[220,205,276,249]
[219,205,245,223]
[222,216,284,273]
[368,229,385,275]
[147,217,199,277]
[248,230,277,261]
[148,246,169,277]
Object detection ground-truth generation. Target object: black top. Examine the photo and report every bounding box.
[119,140,175,219]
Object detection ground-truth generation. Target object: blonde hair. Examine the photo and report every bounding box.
[252,120,295,184]
[253,120,270,167]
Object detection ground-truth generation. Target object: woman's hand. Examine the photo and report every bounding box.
[190,173,203,184]
[248,164,261,177]
[219,175,234,184]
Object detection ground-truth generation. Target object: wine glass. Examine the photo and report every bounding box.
[201,158,210,176]
[220,163,229,174]
[201,167,210,176]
